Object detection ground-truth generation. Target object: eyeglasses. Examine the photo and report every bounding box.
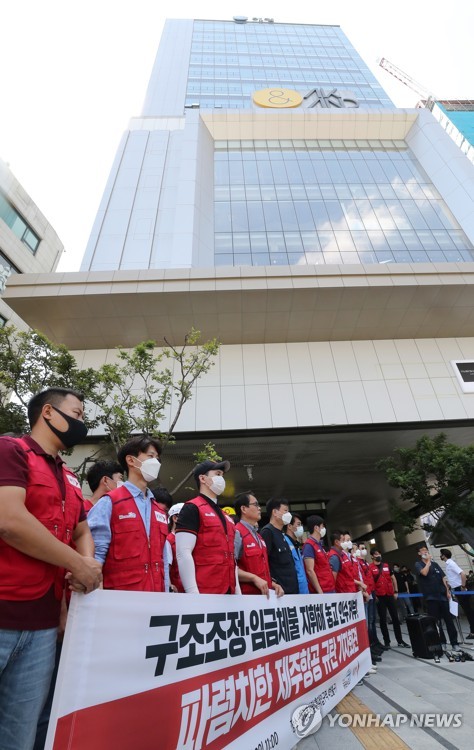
[248,502,261,508]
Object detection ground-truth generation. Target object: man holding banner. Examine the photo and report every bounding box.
[87,435,169,592]
[234,491,284,597]
[0,387,102,750]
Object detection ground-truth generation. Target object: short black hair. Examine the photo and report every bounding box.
[117,435,162,474]
[290,513,303,525]
[27,387,85,428]
[417,543,428,552]
[193,460,230,489]
[330,529,343,545]
[307,515,325,534]
[235,491,256,519]
[153,487,173,509]
[371,548,381,555]
[86,460,122,493]
[440,548,452,558]
[266,497,290,517]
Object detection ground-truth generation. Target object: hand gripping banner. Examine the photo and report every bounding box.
[46,590,371,749]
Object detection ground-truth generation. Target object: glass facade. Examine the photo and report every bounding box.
[214,140,474,266]
[0,192,40,254]
[187,20,391,110]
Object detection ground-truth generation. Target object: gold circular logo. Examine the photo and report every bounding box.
[252,88,303,109]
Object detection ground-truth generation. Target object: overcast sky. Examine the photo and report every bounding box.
[1,1,473,271]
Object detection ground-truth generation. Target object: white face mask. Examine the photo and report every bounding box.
[342,540,353,550]
[319,526,326,538]
[115,480,125,488]
[281,511,292,525]
[421,553,429,560]
[353,549,361,558]
[295,526,304,538]
[137,457,161,482]
[360,548,367,557]
[209,475,226,496]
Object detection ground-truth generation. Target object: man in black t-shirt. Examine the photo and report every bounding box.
[260,498,298,595]
[415,544,459,649]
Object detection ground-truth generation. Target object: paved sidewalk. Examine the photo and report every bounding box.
[296,621,474,750]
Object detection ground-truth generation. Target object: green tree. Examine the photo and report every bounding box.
[0,326,91,435]
[87,329,220,454]
[0,325,220,467]
[378,433,474,557]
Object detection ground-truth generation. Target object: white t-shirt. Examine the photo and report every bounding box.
[445,558,463,588]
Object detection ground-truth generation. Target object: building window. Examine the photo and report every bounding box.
[214,140,474,267]
[0,192,41,254]
[0,249,19,293]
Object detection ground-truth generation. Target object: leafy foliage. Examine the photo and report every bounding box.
[0,325,220,460]
[378,433,474,555]
[193,442,222,464]
[0,326,91,435]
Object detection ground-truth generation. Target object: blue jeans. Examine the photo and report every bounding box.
[0,628,57,750]
[367,595,377,643]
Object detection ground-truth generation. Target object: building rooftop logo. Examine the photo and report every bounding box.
[252,88,303,108]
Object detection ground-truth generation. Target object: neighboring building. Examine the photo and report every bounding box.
[430,100,474,165]
[0,158,63,328]
[5,18,474,555]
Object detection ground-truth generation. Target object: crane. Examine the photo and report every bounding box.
[378,57,435,110]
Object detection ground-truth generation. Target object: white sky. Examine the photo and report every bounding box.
[1,0,473,272]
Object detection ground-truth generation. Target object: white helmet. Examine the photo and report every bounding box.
[168,503,184,519]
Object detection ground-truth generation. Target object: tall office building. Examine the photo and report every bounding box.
[81,19,473,273]
[6,18,474,552]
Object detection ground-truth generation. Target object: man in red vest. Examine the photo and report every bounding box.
[176,460,239,594]
[166,502,184,592]
[87,435,169,592]
[0,387,102,750]
[302,515,335,594]
[327,530,358,593]
[234,492,283,597]
[342,532,368,598]
[83,459,124,514]
[369,549,409,648]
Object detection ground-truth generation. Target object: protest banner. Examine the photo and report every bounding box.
[46,590,371,749]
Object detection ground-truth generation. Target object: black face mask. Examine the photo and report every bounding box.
[44,405,88,448]
[373,556,382,562]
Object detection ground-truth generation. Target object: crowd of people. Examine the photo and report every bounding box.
[0,386,472,750]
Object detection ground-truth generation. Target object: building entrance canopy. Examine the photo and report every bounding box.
[155,420,474,540]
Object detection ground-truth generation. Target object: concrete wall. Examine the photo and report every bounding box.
[72,336,474,434]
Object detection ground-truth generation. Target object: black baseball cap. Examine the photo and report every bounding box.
[193,459,230,482]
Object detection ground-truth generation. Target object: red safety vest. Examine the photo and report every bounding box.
[327,548,357,593]
[167,532,184,593]
[368,562,394,596]
[0,437,83,602]
[235,521,272,595]
[351,555,364,584]
[303,537,335,593]
[359,558,375,595]
[185,496,236,594]
[102,486,168,591]
[83,498,93,515]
